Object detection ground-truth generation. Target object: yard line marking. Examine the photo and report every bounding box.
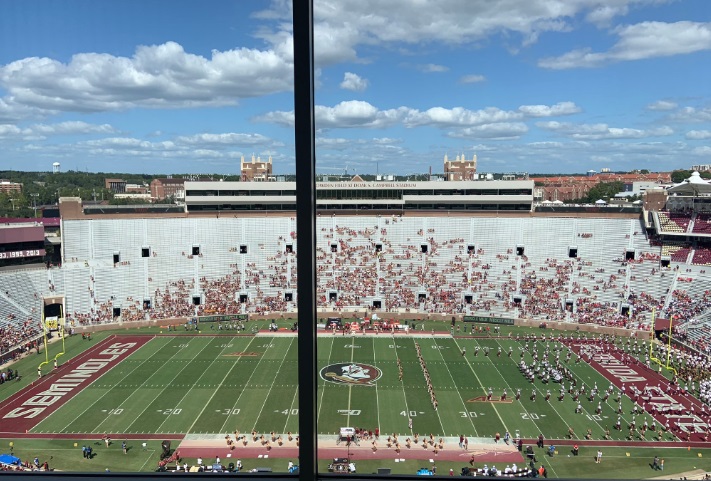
[479,337,550,437]
[373,336,382,435]
[213,336,274,435]
[153,337,246,435]
[248,337,295,434]
[138,449,157,472]
[117,337,217,434]
[428,337,463,435]
[316,337,336,425]
[51,336,168,433]
[347,335,356,428]
[281,383,299,435]
[437,337,504,434]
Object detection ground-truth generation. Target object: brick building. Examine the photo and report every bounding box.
[240,155,273,181]
[443,154,477,181]
[0,180,22,194]
[534,172,671,202]
[150,178,187,201]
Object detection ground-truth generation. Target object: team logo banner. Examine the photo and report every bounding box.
[45,317,59,330]
[320,363,382,386]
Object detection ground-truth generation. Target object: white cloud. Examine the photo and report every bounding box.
[0,121,116,140]
[539,21,711,69]
[447,122,529,140]
[692,146,711,156]
[672,106,711,123]
[686,130,711,140]
[175,133,276,147]
[418,63,449,73]
[647,100,678,111]
[0,125,31,138]
[518,101,581,117]
[404,106,522,128]
[460,74,486,84]
[31,121,117,135]
[537,121,674,139]
[340,72,369,91]
[0,41,294,114]
[260,100,581,130]
[254,0,671,73]
[585,4,628,27]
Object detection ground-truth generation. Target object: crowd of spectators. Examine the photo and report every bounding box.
[0,318,41,360]
[0,218,705,366]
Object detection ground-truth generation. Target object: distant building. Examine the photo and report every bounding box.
[444,154,477,181]
[692,165,711,172]
[534,172,671,202]
[105,178,127,193]
[150,178,187,201]
[0,179,22,194]
[241,155,274,182]
[125,183,148,194]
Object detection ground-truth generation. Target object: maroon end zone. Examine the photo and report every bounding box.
[567,339,710,442]
[0,335,151,434]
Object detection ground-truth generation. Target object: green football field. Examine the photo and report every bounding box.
[3,325,711,476]
[15,332,659,440]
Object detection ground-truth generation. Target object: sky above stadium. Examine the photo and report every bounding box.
[0,0,709,176]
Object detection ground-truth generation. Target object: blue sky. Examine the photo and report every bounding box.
[0,0,709,176]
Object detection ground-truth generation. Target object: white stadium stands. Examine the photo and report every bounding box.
[3,214,711,355]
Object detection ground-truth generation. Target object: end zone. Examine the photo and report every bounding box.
[0,335,151,434]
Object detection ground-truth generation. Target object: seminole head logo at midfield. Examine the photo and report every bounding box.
[320,363,382,386]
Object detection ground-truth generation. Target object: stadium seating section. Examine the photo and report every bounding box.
[2,215,711,355]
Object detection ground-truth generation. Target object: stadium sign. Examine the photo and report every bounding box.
[0,249,45,260]
[318,182,417,189]
[199,314,248,323]
[462,315,514,325]
[320,363,382,386]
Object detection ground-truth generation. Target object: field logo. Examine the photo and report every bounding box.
[320,363,382,386]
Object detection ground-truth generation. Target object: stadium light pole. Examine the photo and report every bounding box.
[293,0,318,479]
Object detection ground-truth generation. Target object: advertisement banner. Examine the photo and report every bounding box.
[462,315,515,325]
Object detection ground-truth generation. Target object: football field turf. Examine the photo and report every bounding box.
[4,332,664,442]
